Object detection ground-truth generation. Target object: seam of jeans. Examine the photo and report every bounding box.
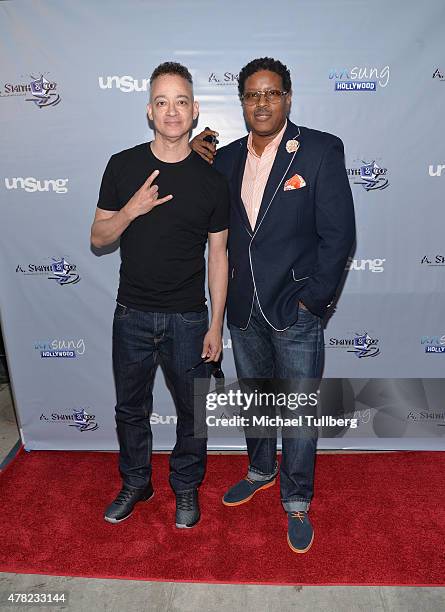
[247,472,276,482]
[141,361,156,420]
[247,460,279,480]
[178,312,208,324]
[123,482,150,490]
[282,500,311,511]
[160,312,166,339]
[315,322,323,376]
[248,461,278,475]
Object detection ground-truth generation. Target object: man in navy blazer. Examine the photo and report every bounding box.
[192,57,355,553]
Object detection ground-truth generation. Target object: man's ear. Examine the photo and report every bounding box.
[147,102,153,121]
[286,90,292,112]
[193,100,199,121]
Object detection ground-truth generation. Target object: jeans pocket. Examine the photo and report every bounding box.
[297,304,319,323]
[178,309,208,324]
[114,303,130,319]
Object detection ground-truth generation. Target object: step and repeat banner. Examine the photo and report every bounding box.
[0,0,444,451]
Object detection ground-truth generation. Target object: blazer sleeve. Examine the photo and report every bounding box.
[213,144,232,178]
[297,137,356,316]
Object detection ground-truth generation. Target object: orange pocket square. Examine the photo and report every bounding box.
[284,174,306,190]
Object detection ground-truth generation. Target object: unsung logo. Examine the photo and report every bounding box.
[98,75,150,93]
[346,258,386,273]
[16,257,80,285]
[428,164,445,177]
[327,332,380,358]
[0,74,61,107]
[40,408,98,432]
[34,338,86,358]
[329,66,390,91]
[347,160,389,191]
[150,412,178,425]
[5,177,68,194]
[421,335,445,354]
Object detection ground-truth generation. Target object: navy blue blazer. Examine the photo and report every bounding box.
[214,119,355,330]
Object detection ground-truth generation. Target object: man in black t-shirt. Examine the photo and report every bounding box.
[91,62,229,529]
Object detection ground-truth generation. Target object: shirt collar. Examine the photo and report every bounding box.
[247,119,288,158]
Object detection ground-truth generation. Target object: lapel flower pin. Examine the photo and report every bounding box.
[286,139,300,154]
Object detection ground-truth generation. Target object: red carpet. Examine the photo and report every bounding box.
[0,448,444,585]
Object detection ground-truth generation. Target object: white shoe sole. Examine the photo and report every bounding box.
[175,516,200,529]
[104,491,154,524]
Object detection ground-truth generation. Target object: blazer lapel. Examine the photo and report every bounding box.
[253,121,300,233]
[232,138,251,234]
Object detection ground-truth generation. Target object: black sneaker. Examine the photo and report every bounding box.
[104,481,154,524]
[175,489,200,528]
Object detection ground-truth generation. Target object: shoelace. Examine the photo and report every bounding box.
[176,490,196,511]
[115,488,137,506]
[244,477,255,484]
[291,511,306,523]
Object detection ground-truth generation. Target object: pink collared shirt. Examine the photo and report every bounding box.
[241,120,287,230]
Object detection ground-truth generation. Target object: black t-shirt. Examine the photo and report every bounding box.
[97,143,229,312]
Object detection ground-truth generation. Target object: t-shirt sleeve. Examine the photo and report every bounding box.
[97,155,120,211]
[208,175,230,233]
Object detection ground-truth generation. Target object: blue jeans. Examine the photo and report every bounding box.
[112,303,211,493]
[229,295,324,512]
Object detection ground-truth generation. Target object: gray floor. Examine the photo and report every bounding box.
[0,383,443,612]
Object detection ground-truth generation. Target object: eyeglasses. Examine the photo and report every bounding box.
[241,89,288,106]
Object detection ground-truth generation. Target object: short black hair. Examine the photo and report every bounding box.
[150,62,193,85]
[238,57,291,97]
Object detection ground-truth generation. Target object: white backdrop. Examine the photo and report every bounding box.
[0,0,444,451]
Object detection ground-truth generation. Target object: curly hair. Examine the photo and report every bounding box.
[150,62,193,85]
[238,57,291,97]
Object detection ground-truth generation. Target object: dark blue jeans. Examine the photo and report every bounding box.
[112,303,210,493]
[229,295,324,512]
